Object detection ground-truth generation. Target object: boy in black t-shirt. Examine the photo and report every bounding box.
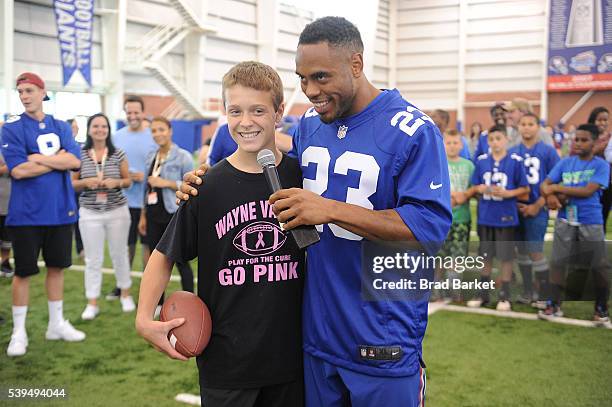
[135,62,305,407]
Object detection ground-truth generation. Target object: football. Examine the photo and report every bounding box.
[233,221,287,256]
[160,291,212,358]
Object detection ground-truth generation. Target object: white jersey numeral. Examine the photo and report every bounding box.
[302,146,380,240]
[524,156,540,185]
[482,171,508,201]
[390,106,433,137]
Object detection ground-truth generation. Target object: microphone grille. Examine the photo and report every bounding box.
[257,149,276,167]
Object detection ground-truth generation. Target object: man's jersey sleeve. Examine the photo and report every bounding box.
[0,122,28,170]
[546,146,560,173]
[393,124,452,251]
[287,119,302,159]
[57,120,81,159]
[156,197,198,262]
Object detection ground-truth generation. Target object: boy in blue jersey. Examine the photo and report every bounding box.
[467,125,529,311]
[2,73,86,357]
[509,113,559,307]
[540,124,610,324]
[179,17,452,407]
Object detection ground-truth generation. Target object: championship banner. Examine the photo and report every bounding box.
[547,0,612,91]
[53,0,94,87]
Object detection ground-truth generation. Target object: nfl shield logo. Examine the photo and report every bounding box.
[360,348,367,357]
[337,125,348,139]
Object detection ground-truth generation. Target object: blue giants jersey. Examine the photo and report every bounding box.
[291,89,452,377]
[509,141,560,219]
[472,152,529,227]
[1,113,79,226]
[207,124,237,166]
[547,155,610,225]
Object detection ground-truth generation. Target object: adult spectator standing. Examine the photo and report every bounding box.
[506,98,554,147]
[0,149,13,277]
[473,103,511,159]
[137,117,194,317]
[72,113,135,320]
[2,72,85,357]
[109,95,156,300]
[590,107,611,231]
[467,121,483,158]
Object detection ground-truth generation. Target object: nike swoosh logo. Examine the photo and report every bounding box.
[2,144,8,148]
[391,351,400,356]
[430,182,442,190]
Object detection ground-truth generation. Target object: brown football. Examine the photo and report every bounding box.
[160,291,212,358]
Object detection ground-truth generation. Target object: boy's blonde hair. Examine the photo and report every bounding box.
[444,129,461,137]
[222,61,284,112]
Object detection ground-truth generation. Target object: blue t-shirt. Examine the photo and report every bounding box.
[546,155,610,225]
[291,89,452,377]
[509,141,560,219]
[1,113,80,226]
[207,124,236,166]
[472,152,529,227]
[112,127,156,208]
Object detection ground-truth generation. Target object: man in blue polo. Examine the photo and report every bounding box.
[2,72,85,357]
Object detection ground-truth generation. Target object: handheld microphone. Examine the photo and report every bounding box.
[257,149,320,249]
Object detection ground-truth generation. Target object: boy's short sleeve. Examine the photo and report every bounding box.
[591,159,610,188]
[515,159,529,187]
[547,159,565,184]
[156,198,198,262]
[0,124,28,170]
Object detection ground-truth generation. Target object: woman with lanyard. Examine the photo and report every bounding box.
[138,117,194,317]
[72,113,135,320]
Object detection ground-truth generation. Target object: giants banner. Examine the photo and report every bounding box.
[547,0,612,91]
[53,0,94,87]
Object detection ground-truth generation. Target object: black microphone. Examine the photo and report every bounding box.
[257,149,320,249]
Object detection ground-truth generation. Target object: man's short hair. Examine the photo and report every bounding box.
[577,124,599,140]
[124,95,145,111]
[298,16,364,54]
[520,112,539,123]
[488,124,507,136]
[222,61,284,112]
[433,109,450,126]
[509,98,533,113]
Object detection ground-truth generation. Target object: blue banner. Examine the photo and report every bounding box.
[53,0,94,87]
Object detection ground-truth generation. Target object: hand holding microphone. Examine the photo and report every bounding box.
[257,149,320,249]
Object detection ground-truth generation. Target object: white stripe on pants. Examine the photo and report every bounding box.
[79,205,131,300]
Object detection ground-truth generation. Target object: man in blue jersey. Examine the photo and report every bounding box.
[2,72,86,357]
[508,113,559,307]
[540,124,610,324]
[178,17,451,406]
[108,95,156,300]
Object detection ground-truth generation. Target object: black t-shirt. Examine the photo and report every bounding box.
[157,156,305,389]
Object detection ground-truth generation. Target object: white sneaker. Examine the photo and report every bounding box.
[7,332,28,357]
[81,305,99,320]
[154,305,162,320]
[467,298,485,308]
[120,296,136,313]
[46,319,86,342]
[496,300,512,312]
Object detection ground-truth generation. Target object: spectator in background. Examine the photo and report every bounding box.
[430,109,470,160]
[0,150,13,278]
[507,98,554,147]
[473,103,511,159]
[137,117,194,317]
[589,107,611,231]
[467,121,482,158]
[72,113,135,320]
[67,118,84,258]
[109,96,157,300]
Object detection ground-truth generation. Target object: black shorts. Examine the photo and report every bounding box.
[9,224,73,277]
[0,215,12,249]
[477,225,515,262]
[128,207,148,246]
[201,380,304,407]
